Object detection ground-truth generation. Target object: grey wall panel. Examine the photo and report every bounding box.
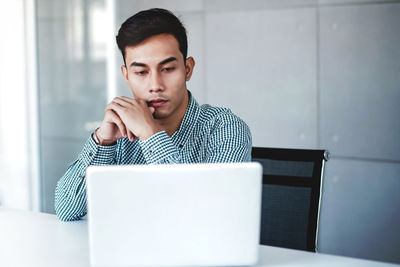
[115,0,203,31]
[319,4,400,161]
[117,0,203,20]
[319,0,400,5]
[181,13,206,105]
[205,0,317,12]
[41,138,86,213]
[318,158,400,263]
[38,6,107,139]
[205,8,318,149]
[37,0,107,213]
[37,0,82,19]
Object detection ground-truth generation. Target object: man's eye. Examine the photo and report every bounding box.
[135,71,147,76]
[162,67,175,72]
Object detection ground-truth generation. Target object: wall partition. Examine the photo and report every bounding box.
[37,0,109,212]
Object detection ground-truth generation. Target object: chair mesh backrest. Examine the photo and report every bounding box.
[252,147,328,252]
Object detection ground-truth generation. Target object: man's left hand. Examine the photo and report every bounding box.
[106,96,162,141]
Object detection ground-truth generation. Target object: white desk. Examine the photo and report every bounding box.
[0,207,398,267]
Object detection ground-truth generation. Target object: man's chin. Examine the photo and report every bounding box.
[152,111,168,120]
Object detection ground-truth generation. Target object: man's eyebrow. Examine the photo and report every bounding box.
[129,57,177,68]
[159,57,177,65]
[130,61,147,68]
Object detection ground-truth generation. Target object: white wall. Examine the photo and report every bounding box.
[0,0,39,211]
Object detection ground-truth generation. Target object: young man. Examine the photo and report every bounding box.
[55,8,252,221]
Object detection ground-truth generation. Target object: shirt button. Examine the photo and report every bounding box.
[149,149,153,154]
[89,152,93,157]
[178,144,183,149]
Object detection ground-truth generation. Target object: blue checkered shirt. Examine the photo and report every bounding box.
[55,92,252,221]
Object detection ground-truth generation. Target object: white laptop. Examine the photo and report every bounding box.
[86,162,262,267]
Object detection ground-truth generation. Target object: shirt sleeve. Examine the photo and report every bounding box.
[139,131,181,164]
[54,134,118,221]
[205,114,252,163]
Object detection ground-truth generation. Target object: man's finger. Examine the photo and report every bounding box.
[120,96,135,103]
[111,97,133,108]
[127,130,132,141]
[108,110,127,137]
[106,102,126,114]
[127,130,137,141]
[137,99,149,107]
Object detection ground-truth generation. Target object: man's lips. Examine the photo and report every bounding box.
[147,99,168,108]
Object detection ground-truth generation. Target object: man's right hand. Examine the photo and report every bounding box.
[95,108,131,146]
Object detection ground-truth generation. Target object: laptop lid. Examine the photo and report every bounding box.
[86,162,262,267]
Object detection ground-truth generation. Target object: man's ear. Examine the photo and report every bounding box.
[121,65,129,81]
[185,57,195,81]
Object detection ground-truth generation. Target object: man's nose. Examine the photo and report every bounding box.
[148,71,164,93]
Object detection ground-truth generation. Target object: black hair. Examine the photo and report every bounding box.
[116,8,188,65]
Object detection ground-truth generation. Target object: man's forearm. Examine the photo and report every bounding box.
[55,166,88,221]
[55,134,118,221]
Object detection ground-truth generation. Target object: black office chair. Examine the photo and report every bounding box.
[252,147,329,252]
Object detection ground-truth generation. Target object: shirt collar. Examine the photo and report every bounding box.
[171,90,200,149]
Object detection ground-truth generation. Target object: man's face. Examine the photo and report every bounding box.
[121,34,194,121]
